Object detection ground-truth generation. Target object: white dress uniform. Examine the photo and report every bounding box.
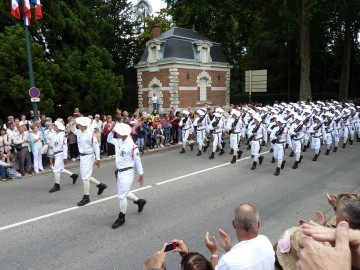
[226,110,244,163]
[289,117,304,168]
[341,109,351,146]
[107,123,146,229]
[193,110,207,155]
[208,113,224,158]
[248,116,267,170]
[333,113,342,150]
[71,117,106,206]
[308,118,323,160]
[48,121,79,193]
[179,110,193,153]
[270,119,288,175]
[322,114,337,154]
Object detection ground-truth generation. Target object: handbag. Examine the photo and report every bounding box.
[41,143,49,154]
[15,144,23,151]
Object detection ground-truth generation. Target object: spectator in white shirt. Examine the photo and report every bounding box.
[152,93,158,111]
[205,203,275,270]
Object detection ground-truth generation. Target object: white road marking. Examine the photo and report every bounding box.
[0,152,269,232]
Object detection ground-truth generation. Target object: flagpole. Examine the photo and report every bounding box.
[19,0,39,120]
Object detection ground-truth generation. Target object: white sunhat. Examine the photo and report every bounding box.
[54,121,65,131]
[75,117,91,127]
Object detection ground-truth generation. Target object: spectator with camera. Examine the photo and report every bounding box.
[143,239,213,270]
[0,150,12,181]
[0,128,12,153]
[153,124,165,148]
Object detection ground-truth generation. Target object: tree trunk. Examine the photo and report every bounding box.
[339,18,351,100]
[299,0,312,101]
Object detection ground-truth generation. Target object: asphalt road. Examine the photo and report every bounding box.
[0,141,359,270]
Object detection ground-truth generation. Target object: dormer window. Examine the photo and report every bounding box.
[146,40,161,64]
[195,41,213,64]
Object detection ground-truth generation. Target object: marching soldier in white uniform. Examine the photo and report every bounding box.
[270,117,288,176]
[322,112,337,155]
[308,115,323,161]
[341,108,351,148]
[49,121,79,192]
[226,109,244,164]
[248,115,267,170]
[179,110,194,154]
[208,112,224,159]
[289,115,304,169]
[301,109,312,152]
[333,110,342,152]
[192,110,207,156]
[71,117,107,206]
[107,123,146,229]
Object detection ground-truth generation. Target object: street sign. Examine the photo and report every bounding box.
[29,87,41,98]
[31,97,40,102]
[245,70,267,93]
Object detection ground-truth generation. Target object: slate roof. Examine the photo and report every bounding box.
[137,27,229,65]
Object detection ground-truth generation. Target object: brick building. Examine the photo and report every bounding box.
[135,26,232,113]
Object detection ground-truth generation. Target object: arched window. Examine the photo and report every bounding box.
[199,78,207,101]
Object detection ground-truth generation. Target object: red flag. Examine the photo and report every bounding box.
[11,0,21,19]
[34,0,43,20]
[24,0,31,20]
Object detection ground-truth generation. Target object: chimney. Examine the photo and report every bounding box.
[151,24,161,39]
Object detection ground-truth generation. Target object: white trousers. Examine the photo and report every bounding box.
[53,154,64,173]
[212,132,222,152]
[311,137,321,153]
[80,154,95,183]
[117,169,138,214]
[33,142,43,173]
[182,129,190,142]
[250,139,261,157]
[292,139,302,160]
[229,133,240,152]
[273,142,285,161]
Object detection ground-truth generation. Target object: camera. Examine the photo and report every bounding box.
[164,242,177,252]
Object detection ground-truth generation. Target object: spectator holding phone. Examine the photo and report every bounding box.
[144,240,213,270]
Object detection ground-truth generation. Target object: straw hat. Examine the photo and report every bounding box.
[276,227,330,270]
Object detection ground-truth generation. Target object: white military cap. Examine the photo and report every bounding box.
[182,110,190,115]
[197,110,205,116]
[232,110,240,117]
[349,106,356,111]
[295,115,303,121]
[277,117,286,124]
[303,109,311,114]
[314,115,322,120]
[54,121,65,131]
[343,108,350,114]
[253,115,261,122]
[325,112,333,117]
[76,117,91,127]
[114,123,131,136]
[322,107,329,110]
[215,107,224,113]
[213,112,221,118]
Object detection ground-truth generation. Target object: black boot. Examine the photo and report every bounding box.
[302,145,307,152]
[97,183,107,195]
[342,143,346,148]
[259,155,264,165]
[71,174,79,184]
[206,140,210,147]
[219,149,225,155]
[274,167,280,176]
[196,150,202,156]
[307,142,310,148]
[180,148,185,154]
[221,141,226,149]
[112,212,125,229]
[333,147,337,152]
[203,145,208,152]
[237,150,243,159]
[312,154,318,161]
[357,136,360,142]
[325,149,330,155]
[247,145,251,150]
[77,195,90,206]
[251,161,257,170]
[289,151,294,157]
[271,157,275,163]
[299,155,303,163]
[216,146,220,152]
[190,143,194,151]
[350,140,353,145]
[209,152,215,159]
[134,199,147,213]
[281,160,286,169]
[231,156,236,164]
[270,148,274,153]
[292,161,299,169]
[49,183,60,193]
[285,143,289,149]
[230,149,234,155]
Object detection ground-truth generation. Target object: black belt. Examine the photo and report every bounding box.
[79,152,94,156]
[115,167,133,178]
[293,137,303,141]
[231,131,241,134]
[54,151,63,155]
[253,137,263,141]
[313,136,322,138]
[276,141,286,144]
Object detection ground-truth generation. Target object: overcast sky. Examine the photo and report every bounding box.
[131,0,167,15]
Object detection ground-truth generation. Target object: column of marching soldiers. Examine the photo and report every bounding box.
[177,101,360,176]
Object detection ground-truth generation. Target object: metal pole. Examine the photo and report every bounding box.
[249,70,252,103]
[20,1,39,120]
